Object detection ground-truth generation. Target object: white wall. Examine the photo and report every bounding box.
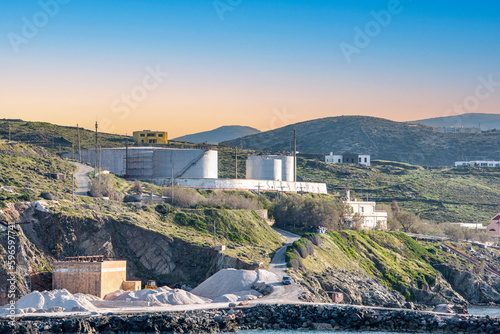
[325,154,343,163]
[140,178,328,194]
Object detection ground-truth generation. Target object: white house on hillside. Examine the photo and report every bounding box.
[326,153,371,167]
[344,190,387,230]
[455,161,500,167]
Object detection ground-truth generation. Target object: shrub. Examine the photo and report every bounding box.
[89,174,114,197]
[131,180,142,193]
[273,194,348,231]
[123,195,141,203]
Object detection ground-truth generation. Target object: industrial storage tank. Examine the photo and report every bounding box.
[246,156,282,181]
[64,148,218,179]
[267,155,294,181]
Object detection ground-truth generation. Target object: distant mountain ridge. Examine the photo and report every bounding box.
[174,125,261,144]
[411,113,500,131]
[222,116,500,166]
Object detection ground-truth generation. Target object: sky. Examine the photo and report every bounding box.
[1,0,499,138]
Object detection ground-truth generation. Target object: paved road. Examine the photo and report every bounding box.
[265,228,304,301]
[71,162,93,196]
[268,228,301,279]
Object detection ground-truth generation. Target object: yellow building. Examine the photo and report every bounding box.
[133,130,168,145]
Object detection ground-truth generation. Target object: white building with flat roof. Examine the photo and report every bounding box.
[326,153,371,167]
[344,190,387,230]
[455,161,500,167]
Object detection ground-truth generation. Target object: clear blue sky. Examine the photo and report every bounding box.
[1,0,499,136]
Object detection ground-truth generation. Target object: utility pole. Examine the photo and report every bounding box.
[293,129,297,182]
[77,124,81,162]
[257,184,260,205]
[125,138,129,177]
[476,212,478,233]
[213,221,216,249]
[99,145,102,181]
[8,122,11,142]
[171,167,174,204]
[235,146,238,179]
[72,144,74,203]
[94,121,98,179]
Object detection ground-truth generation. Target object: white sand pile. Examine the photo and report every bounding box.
[211,290,261,303]
[0,290,97,315]
[191,269,279,301]
[104,287,208,306]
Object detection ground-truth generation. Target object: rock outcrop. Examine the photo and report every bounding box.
[0,202,255,305]
[1,304,500,334]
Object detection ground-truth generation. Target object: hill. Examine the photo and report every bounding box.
[222,116,500,166]
[0,119,129,152]
[296,157,500,223]
[411,113,500,131]
[174,125,261,145]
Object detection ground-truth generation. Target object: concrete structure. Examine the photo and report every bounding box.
[52,260,141,298]
[64,147,218,179]
[455,161,500,167]
[437,127,481,134]
[141,177,328,194]
[133,130,168,145]
[326,153,371,167]
[344,190,387,230]
[487,214,500,238]
[246,155,294,181]
[325,154,343,164]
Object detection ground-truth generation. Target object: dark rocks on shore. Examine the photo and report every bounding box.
[1,303,499,334]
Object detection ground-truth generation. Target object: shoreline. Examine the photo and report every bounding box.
[1,303,499,334]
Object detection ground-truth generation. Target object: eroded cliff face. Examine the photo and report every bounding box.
[433,265,500,304]
[287,231,500,308]
[0,201,254,305]
[0,202,50,306]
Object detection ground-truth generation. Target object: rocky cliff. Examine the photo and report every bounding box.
[0,200,283,305]
[286,231,500,308]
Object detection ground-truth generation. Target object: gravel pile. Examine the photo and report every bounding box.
[0,289,96,315]
[191,269,279,301]
[104,287,209,305]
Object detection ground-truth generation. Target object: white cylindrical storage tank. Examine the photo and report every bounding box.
[264,155,294,181]
[279,156,294,181]
[246,156,282,181]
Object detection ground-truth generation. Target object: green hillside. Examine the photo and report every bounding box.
[0,119,129,152]
[296,157,500,223]
[286,230,500,305]
[222,116,500,166]
[0,143,77,207]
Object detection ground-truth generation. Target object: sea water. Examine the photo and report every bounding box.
[468,305,500,317]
